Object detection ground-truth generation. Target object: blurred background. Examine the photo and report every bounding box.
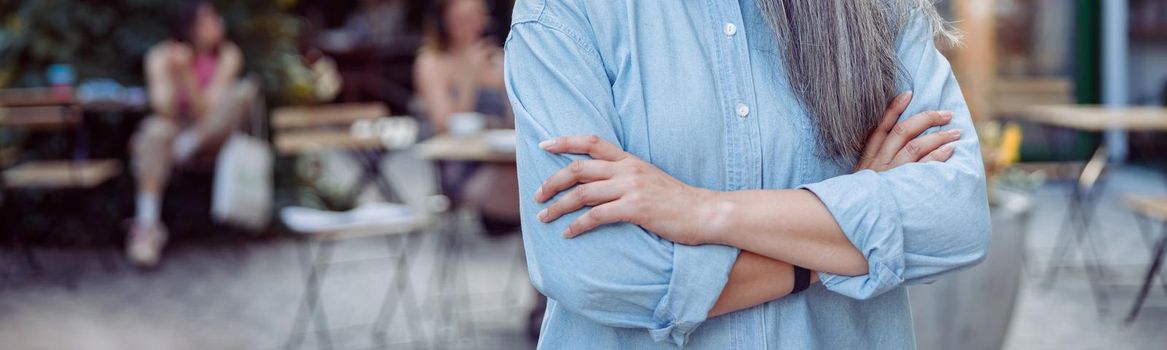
[0,0,1165,349]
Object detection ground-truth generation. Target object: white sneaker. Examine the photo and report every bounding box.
[127,223,168,267]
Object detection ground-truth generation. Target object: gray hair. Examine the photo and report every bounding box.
[756,0,958,160]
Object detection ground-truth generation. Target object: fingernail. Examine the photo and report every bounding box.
[562,229,573,238]
[946,129,962,138]
[901,91,913,101]
[539,139,556,149]
[537,209,548,222]
[941,111,954,121]
[534,187,544,201]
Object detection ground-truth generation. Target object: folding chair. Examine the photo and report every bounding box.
[1044,146,1114,311]
[426,207,477,349]
[413,132,526,348]
[283,122,445,350]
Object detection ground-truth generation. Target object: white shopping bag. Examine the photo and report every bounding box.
[212,132,273,231]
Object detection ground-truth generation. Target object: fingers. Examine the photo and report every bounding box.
[563,200,632,238]
[535,159,617,203]
[873,110,953,164]
[891,128,962,165]
[919,144,957,163]
[540,135,629,161]
[859,92,913,168]
[538,180,626,223]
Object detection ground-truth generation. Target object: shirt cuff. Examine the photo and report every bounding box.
[649,243,738,347]
[800,170,907,300]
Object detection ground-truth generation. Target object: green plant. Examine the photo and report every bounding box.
[0,0,311,104]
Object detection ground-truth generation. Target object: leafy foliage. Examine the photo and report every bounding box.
[0,0,313,104]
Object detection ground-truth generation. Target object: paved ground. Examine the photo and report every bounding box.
[1001,165,1167,350]
[0,212,538,350]
[1,166,1166,350]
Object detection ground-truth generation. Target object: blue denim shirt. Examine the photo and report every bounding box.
[505,0,991,348]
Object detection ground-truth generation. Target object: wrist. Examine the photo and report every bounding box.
[695,189,737,245]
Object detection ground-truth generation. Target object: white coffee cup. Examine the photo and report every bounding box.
[448,112,486,136]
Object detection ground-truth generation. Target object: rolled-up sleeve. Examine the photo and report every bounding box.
[800,14,992,300]
[505,13,738,347]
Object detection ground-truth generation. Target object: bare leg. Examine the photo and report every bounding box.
[132,116,179,196]
[128,116,178,267]
[173,79,259,162]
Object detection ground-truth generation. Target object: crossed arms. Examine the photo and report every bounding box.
[505,14,990,348]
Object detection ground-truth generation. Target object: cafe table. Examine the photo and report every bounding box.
[271,103,402,202]
[415,130,518,163]
[1019,105,1167,313]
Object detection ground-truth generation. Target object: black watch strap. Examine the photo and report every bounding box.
[791,265,811,294]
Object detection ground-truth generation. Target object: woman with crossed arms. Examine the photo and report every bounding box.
[506,0,990,348]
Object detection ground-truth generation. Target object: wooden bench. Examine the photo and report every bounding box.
[0,87,83,133]
[0,105,82,130]
[2,159,121,189]
[1,159,123,287]
[0,87,77,108]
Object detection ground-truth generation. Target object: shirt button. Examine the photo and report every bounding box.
[724,23,738,37]
[736,103,750,118]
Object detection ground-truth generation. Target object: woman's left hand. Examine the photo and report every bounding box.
[534,136,718,245]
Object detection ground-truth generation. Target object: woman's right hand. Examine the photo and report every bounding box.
[457,40,496,77]
[855,92,961,172]
[168,44,193,72]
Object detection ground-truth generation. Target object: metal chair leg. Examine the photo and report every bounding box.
[1131,213,1167,294]
[453,230,477,345]
[431,221,477,349]
[1044,188,1112,312]
[1081,184,1113,280]
[502,239,526,306]
[1077,213,1111,312]
[399,235,429,350]
[1065,188,1111,311]
[1134,213,1156,248]
[349,149,398,203]
[19,243,42,274]
[286,240,335,350]
[424,220,454,318]
[374,235,404,334]
[432,226,460,349]
[1043,194,1080,287]
[1126,227,1167,324]
[374,232,428,350]
[6,199,42,275]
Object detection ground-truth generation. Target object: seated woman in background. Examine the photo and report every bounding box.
[128,0,258,267]
[414,0,519,231]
